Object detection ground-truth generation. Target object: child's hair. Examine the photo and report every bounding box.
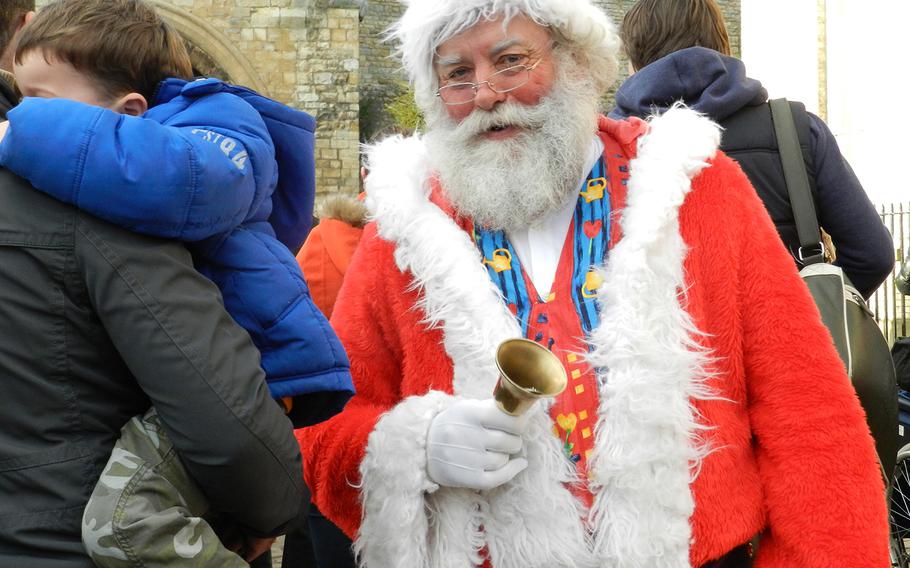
[0,1,34,57]
[15,0,193,104]
[621,0,731,71]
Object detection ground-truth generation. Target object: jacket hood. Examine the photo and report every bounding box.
[156,78,317,251]
[609,47,767,121]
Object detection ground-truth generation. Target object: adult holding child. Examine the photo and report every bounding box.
[0,0,353,565]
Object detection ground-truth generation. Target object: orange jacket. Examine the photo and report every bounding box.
[296,196,367,318]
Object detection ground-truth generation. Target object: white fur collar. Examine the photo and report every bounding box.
[362,106,721,567]
[364,135,519,399]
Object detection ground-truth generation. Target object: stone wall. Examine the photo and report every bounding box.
[359,0,406,141]
[817,0,828,122]
[297,2,362,199]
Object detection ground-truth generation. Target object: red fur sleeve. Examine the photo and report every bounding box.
[712,156,888,566]
[297,223,409,539]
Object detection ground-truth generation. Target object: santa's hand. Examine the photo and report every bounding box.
[426,398,528,491]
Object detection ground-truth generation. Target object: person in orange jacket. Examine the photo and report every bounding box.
[296,191,368,318]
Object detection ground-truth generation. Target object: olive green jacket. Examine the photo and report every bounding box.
[0,169,302,566]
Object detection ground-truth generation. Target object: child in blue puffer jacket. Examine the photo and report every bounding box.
[1,3,354,427]
[0,0,353,565]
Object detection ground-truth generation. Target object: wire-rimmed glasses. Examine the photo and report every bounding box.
[435,59,542,106]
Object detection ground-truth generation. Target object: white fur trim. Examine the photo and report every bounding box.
[587,105,721,567]
[362,135,594,566]
[360,106,722,567]
[356,391,486,567]
[364,135,519,400]
[484,411,598,568]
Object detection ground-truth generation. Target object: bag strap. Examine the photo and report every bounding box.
[768,98,825,265]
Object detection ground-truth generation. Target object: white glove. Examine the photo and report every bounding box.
[426,398,529,491]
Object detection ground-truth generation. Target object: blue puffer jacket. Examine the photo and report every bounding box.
[0,78,353,426]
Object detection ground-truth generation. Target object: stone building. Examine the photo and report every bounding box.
[36,0,740,201]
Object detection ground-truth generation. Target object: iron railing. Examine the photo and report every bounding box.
[871,202,910,345]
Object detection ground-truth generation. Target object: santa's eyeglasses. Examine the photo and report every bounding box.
[435,60,542,106]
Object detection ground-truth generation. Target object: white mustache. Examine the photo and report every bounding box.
[450,101,547,141]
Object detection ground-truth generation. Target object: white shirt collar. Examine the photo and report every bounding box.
[507,137,604,296]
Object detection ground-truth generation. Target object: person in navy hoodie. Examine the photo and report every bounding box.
[0,0,353,565]
[611,0,894,299]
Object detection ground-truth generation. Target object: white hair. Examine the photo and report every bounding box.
[389,0,620,112]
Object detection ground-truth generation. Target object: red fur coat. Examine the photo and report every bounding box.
[298,109,888,568]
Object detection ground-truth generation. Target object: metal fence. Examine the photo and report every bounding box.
[871,202,910,345]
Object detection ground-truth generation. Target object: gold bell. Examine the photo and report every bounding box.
[493,338,568,416]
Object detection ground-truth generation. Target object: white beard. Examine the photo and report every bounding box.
[425,64,600,232]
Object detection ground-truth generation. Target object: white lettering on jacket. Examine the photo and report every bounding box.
[190,129,248,171]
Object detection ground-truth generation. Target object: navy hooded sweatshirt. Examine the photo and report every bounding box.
[610,47,893,298]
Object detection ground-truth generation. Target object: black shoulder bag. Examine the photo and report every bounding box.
[769,98,897,474]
